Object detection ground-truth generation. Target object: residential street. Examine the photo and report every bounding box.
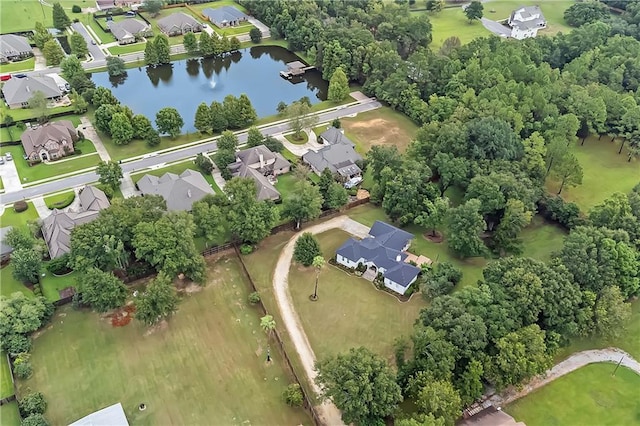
[0,99,381,205]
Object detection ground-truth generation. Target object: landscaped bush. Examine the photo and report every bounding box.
[13,353,33,379]
[248,291,260,304]
[46,253,72,275]
[45,193,75,210]
[293,233,321,266]
[240,244,253,255]
[18,392,47,417]
[21,413,49,426]
[420,262,463,299]
[72,4,81,12]
[537,194,585,230]
[5,334,31,357]
[14,201,28,213]
[283,383,304,407]
[96,183,114,199]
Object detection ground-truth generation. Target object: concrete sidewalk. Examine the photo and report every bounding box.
[120,172,139,198]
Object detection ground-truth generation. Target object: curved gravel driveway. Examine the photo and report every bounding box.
[272,216,369,426]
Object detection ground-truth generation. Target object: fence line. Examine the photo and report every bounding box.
[234,245,323,426]
[0,353,19,414]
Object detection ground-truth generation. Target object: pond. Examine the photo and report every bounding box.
[91,46,328,132]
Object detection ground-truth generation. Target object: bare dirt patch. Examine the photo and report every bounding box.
[109,304,136,327]
[343,117,414,153]
[423,231,444,243]
[144,319,169,336]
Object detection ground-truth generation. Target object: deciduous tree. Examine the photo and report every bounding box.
[42,39,65,66]
[249,27,262,43]
[69,31,88,58]
[191,200,225,245]
[76,268,127,312]
[210,101,228,132]
[143,0,163,16]
[246,126,263,147]
[135,272,179,325]
[282,180,323,229]
[109,112,135,145]
[96,160,123,190]
[194,102,212,134]
[183,31,199,54]
[11,249,42,284]
[155,107,183,138]
[217,130,238,151]
[446,199,486,258]
[464,1,483,22]
[594,285,632,339]
[492,199,533,255]
[293,232,322,267]
[106,56,126,77]
[225,178,279,243]
[415,379,462,426]
[286,101,317,140]
[325,182,349,210]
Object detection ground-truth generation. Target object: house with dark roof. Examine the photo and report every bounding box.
[336,221,421,295]
[0,34,33,63]
[1,75,64,109]
[302,128,362,180]
[507,5,546,39]
[137,169,214,211]
[228,145,290,201]
[21,120,78,163]
[0,226,14,263]
[107,18,151,44]
[203,6,248,28]
[157,12,202,36]
[42,186,110,259]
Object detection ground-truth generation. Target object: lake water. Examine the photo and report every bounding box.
[91,46,328,132]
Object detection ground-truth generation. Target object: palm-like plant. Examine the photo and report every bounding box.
[260,314,276,340]
[311,255,325,301]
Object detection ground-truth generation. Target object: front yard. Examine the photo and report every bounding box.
[0,202,38,228]
[19,256,310,425]
[0,57,35,74]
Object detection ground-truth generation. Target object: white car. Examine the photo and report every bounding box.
[5,152,13,161]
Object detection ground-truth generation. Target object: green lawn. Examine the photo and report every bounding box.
[213,22,256,37]
[43,190,75,209]
[0,125,24,143]
[423,0,573,48]
[0,57,35,74]
[108,42,147,56]
[0,352,14,399]
[86,16,116,44]
[547,136,640,212]
[20,256,310,425]
[0,202,38,228]
[1,261,77,302]
[274,173,298,196]
[0,263,35,299]
[0,145,100,184]
[99,130,203,161]
[285,132,308,145]
[0,401,20,426]
[0,0,82,32]
[1,101,75,123]
[506,363,640,426]
[519,215,567,262]
[289,228,427,364]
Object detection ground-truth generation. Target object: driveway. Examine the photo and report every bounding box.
[79,117,111,162]
[71,22,105,61]
[0,158,23,193]
[272,216,370,426]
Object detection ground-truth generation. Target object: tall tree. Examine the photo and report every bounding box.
[416,197,449,237]
[191,201,225,245]
[69,31,88,58]
[194,102,212,134]
[144,40,158,66]
[594,285,632,339]
[60,53,84,81]
[52,2,71,30]
[327,66,350,102]
[76,268,128,312]
[550,153,583,195]
[286,101,318,140]
[135,273,179,326]
[11,249,42,284]
[131,114,153,139]
[143,0,163,16]
[210,101,228,133]
[415,380,462,426]
[237,94,257,127]
[106,56,126,77]
[316,347,403,425]
[91,87,119,107]
[491,199,533,255]
[225,178,279,243]
[155,107,183,138]
[109,112,134,145]
[282,180,323,229]
[293,233,322,267]
[183,31,199,55]
[446,199,486,258]
[325,182,349,210]
[42,39,65,66]
[33,22,53,49]
[464,1,483,22]
[154,34,171,65]
[199,31,213,57]
[96,160,123,191]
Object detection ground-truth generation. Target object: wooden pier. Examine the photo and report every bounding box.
[280,61,316,79]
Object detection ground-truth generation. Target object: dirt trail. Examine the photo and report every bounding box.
[272,216,369,426]
[489,348,640,407]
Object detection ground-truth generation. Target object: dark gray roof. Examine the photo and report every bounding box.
[2,75,62,105]
[202,6,248,25]
[107,18,149,41]
[137,169,214,211]
[0,34,32,60]
[0,226,14,257]
[286,61,306,70]
[235,144,287,167]
[384,263,421,289]
[157,12,201,33]
[69,402,129,426]
[233,163,281,201]
[369,220,414,251]
[41,186,110,259]
[302,140,362,177]
[20,120,78,158]
[319,127,354,146]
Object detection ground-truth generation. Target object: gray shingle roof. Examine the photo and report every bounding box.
[0,35,32,60]
[20,120,78,158]
[41,186,110,259]
[302,140,362,177]
[0,226,14,257]
[203,6,248,25]
[69,402,129,426]
[509,5,546,30]
[137,169,215,211]
[233,163,281,201]
[157,12,201,33]
[369,220,414,251]
[319,127,354,146]
[2,75,62,106]
[107,18,149,41]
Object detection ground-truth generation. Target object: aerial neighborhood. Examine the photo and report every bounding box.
[0,0,638,425]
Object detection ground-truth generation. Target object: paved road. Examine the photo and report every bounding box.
[71,23,106,61]
[0,100,381,204]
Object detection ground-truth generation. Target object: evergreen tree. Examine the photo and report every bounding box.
[210,101,228,132]
[194,102,212,133]
[199,31,214,57]
[183,31,199,55]
[52,2,71,30]
[154,34,171,65]
[327,67,350,102]
[42,40,65,66]
[69,32,88,58]
[144,40,158,66]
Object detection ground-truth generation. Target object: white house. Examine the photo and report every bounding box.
[336,221,421,295]
[507,5,547,39]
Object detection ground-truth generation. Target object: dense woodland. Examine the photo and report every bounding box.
[238,1,640,425]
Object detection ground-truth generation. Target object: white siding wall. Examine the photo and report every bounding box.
[384,278,408,295]
[336,254,360,268]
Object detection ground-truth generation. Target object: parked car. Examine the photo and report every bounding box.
[14,73,27,78]
[91,39,96,45]
[0,75,11,81]
[5,152,13,161]
[0,157,5,165]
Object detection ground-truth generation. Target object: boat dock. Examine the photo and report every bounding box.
[280,61,316,79]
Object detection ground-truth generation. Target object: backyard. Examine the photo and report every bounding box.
[0,0,81,33]
[289,228,427,363]
[1,352,13,399]
[506,363,640,426]
[0,261,78,302]
[19,256,310,425]
[0,402,20,426]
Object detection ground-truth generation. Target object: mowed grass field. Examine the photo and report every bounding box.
[547,136,640,211]
[289,229,427,364]
[341,106,419,155]
[424,0,573,48]
[0,401,21,426]
[506,364,640,426]
[20,256,310,425]
[0,352,14,399]
[0,0,81,33]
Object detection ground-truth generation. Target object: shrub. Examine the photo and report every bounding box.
[195,153,213,174]
[420,262,462,299]
[21,414,49,426]
[16,122,26,130]
[46,193,75,210]
[4,334,32,357]
[14,201,28,212]
[14,353,33,379]
[72,4,81,12]
[46,253,72,275]
[19,392,47,417]
[283,383,304,406]
[537,194,584,230]
[293,233,321,266]
[248,291,260,304]
[239,244,253,255]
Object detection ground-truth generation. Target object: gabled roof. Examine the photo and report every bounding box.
[302,140,362,177]
[41,186,110,259]
[2,75,62,105]
[137,169,215,211]
[369,220,414,251]
[235,144,279,165]
[157,12,200,32]
[203,6,248,24]
[319,127,354,146]
[69,402,129,426]
[509,5,546,30]
[0,226,14,257]
[0,34,32,59]
[107,18,149,41]
[20,120,78,156]
[233,164,281,201]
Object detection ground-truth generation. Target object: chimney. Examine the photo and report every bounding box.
[187,189,192,198]
[396,254,401,262]
[259,153,265,169]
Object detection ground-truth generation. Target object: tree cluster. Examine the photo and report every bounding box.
[194,94,257,134]
[184,31,240,56]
